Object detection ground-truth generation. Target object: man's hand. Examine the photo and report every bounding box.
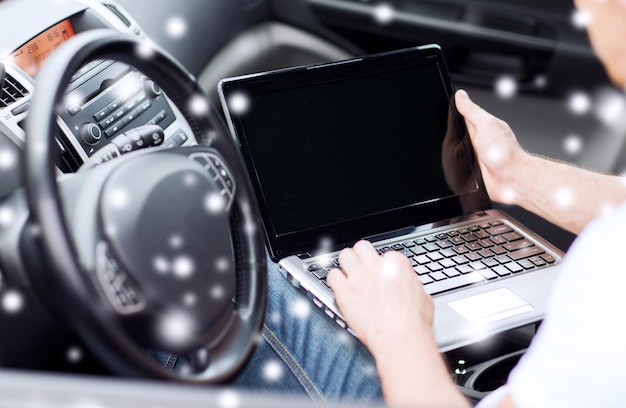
[455,89,529,205]
[327,240,433,357]
[327,241,470,407]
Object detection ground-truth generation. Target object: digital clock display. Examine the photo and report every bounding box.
[9,19,75,77]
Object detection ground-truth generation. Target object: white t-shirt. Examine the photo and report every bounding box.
[479,202,626,408]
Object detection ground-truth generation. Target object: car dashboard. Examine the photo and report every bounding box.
[0,0,195,179]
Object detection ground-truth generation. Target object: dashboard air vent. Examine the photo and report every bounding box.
[0,73,29,109]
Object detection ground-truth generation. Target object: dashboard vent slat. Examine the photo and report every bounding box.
[0,73,29,109]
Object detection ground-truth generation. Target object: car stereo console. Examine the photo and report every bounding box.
[0,0,196,172]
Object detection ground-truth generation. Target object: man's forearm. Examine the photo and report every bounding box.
[372,331,470,408]
[510,154,626,235]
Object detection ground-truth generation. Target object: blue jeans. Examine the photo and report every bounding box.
[149,254,383,404]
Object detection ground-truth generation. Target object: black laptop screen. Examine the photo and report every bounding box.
[221,46,488,258]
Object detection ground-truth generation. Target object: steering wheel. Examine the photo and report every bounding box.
[23,29,266,383]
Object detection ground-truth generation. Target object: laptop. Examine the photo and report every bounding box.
[218,44,564,352]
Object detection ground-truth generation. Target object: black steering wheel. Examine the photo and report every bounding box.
[23,29,266,383]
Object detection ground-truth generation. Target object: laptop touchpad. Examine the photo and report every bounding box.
[449,288,534,326]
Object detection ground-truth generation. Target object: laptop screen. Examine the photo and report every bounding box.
[220,45,490,259]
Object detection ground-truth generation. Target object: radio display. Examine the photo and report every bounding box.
[9,19,76,77]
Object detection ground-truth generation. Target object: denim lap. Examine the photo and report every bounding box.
[150,254,383,404]
[231,255,383,404]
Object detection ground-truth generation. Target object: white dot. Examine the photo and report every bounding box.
[0,206,15,227]
[564,134,583,155]
[66,346,83,363]
[495,76,518,99]
[64,93,83,111]
[135,42,156,59]
[599,203,616,217]
[0,150,16,170]
[594,88,626,126]
[2,290,24,314]
[500,187,517,204]
[262,360,284,382]
[29,224,41,237]
[373,4,395,24]
[172,255,195,279]
[183,292,197,306]
[571,8,592,29]
[158,310,196,348]
[554,188,574,208]
[228,93,250,114]
[318,237,333,254]
[336,330,351,345]
[108,189,129,209]
[291,298,311,319]
[485,146,505,165]
[205,193,226,213]
[183,173,197,187]
[534,75,548,89]
[105,223,119,237]
[166,16,187,39]
[268,311,281,325]
[169,234,184,249]
[218,390,240,408]
[380,256,399,279]
[153,255,170,274]
[243,220,256,235]
[568,92,591,115]
[215,257,229,272]
[210,284,225,300]
[189,94,209,115]
[364,364,378,377]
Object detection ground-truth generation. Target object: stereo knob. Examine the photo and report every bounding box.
[143,79,162,99]
[80,123,102,145]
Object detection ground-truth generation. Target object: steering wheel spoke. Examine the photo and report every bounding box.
[180,347,212,375]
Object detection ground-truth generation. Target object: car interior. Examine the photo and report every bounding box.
[0,0,622,406]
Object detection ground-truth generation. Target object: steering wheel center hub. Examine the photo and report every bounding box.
[99,153,236,349]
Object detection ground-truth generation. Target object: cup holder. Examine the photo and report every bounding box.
[456,349,526,401]
[467,350,524,392]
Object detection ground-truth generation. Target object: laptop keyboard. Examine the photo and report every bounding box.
[307,220,556,296]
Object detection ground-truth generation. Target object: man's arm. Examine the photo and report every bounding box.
[328,241,516,408]
[455,89,626,235]
[327,241,470,408]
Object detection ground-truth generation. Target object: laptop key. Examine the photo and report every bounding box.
[440,258,456,269]
[493,265,511,277]
[505,262,524,273]
[518,259,536,270]
[313,269,329,280]
[419,275,434,285]
[413,265,430,275]
[502,232,524,242]
[479,269,499,280]
[503,239,533,251]
[440,248,457,258]
[410,246,427,256]
[443,268,460,278]
[424,272,485,295]
[486,225,514,235]
[427,252,444,262]
[529,256,547,266]
[430,271,447,281]
[508,246,545,261]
